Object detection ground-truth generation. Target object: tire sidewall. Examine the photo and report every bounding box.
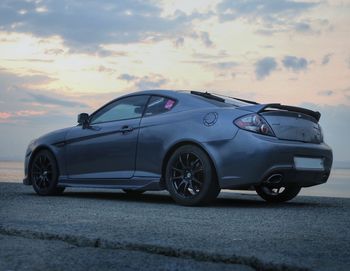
[31,150,60,196]
[256,184,301,203]
[165,145,215,206]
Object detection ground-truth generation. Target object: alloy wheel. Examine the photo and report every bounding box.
[170,152,204,198]
[32,154,54,189]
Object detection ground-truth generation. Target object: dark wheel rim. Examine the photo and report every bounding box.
[261,186,286,196]
[170,152,204,198]
[32,155,53,189]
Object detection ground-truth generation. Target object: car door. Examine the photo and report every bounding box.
[64,95,150,180]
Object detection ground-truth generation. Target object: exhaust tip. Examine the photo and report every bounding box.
[265,173,283,185]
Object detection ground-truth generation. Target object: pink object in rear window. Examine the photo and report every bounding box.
[164,99,175,110]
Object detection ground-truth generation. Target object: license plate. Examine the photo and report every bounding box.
[294,157,324,170]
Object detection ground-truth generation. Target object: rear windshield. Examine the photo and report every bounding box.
[190,91,252,107]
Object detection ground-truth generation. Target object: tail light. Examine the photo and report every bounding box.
[234,113,275,136]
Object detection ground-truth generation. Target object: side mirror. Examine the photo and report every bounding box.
[77,113,89,127]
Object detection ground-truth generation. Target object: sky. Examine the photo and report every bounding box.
[0,0,349,163]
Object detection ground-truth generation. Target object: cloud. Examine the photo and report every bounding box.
[294,22,312,33]
[282,56,308,71]
[255,57,278,80]
[0,110,46,122]
[0,112,12,120]
[0,69,89,123]
[200,32,213,48]
[0,0,206,51]
[322,53,332,65]
[216,0,317,21]
[118,73,168,90]
[318,90,334,96]
[26,92,87,108]
[343,88,350,100]
[174,37,184,48]
[136,77,167,90]
[300,103,350,162]
[118,74,137,82]
[212,61,239,69]
[216,0,318,35]
[190,31,214,47]
[0,68,54,86]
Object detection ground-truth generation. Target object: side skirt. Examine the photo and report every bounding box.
[58,176,164,191]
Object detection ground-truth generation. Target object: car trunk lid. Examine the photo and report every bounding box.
[240,103,323,143]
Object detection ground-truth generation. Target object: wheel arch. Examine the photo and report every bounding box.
[160,140,219,188]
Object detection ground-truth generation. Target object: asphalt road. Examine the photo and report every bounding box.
[0,183,349,271]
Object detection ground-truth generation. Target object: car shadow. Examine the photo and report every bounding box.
[57,189,325,208]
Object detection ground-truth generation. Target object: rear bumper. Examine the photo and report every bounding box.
[205,130,333,189]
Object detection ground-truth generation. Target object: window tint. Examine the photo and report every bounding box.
[144,96,176,116]
[90,95,149,124]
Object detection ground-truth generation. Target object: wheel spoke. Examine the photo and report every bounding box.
[188,182,197,195]
[172,176,184,182]
[31,154,55,190]
[192,177,202,185]
[186,153,190,167]
[178,180,187,194]
[191,158,200,169]
[178,155,186,169]
[182,182,190,195]
[172,167,184,174]
[171,151,205,199]
[192,168,203,174]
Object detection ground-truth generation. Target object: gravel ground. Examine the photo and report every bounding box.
[1,182,349,271]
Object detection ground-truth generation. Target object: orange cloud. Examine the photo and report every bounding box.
[0,110,46,120]
[0,112,12,119]
[16,110,46,117]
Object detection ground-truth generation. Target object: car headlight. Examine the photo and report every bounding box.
[234,113,275,136]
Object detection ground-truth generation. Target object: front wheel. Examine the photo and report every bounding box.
[255,183,301,203]
[165,145,220,206]
[31,150,65,196]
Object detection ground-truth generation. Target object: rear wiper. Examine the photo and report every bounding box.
[190,91,225,102]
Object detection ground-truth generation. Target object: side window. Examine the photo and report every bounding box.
[90,95,149,124]
[144,96,176,117]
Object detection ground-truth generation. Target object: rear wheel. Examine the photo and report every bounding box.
[31,150,65,196]
[255,183,301,203]
[165,145,220,206]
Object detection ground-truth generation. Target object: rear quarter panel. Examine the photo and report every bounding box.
[135,107,246,178]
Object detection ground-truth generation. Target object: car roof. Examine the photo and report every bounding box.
[123,89,186,98]
[127,89,250,107]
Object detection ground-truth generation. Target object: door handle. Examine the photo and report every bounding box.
[121,125,133,134]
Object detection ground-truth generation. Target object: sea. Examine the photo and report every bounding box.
[0,160,349,198]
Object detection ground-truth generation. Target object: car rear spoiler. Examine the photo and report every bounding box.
[240,103,321,121]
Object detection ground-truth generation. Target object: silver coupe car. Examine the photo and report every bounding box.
[23,90,332,206]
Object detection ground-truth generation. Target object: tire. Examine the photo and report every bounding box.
[30,150,65,196]
[255,183,301,203]
[123,189,145,195]
[165,145,220,206]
